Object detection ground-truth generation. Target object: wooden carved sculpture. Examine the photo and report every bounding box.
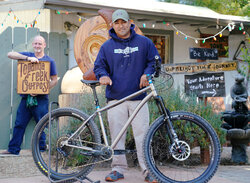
[74,9,143,80]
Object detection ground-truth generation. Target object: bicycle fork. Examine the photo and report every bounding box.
[154,95,180,148]
[148,75,180,149]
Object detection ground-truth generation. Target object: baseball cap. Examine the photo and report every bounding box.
[112,9,130,23]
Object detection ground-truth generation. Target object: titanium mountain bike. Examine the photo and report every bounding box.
[31,57,221,183]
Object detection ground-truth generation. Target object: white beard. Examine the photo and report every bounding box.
[34,49,42,53]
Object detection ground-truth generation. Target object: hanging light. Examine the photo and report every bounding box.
[240,22,244,30]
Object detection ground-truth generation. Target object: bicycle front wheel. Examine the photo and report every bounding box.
[144,111,221,183]
[31,108,101,182]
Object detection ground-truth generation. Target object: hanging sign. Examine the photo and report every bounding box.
[189,48,218,60]
[200,34,228,57]
[17,61,50,94]
[185,72,225,97]
[165,61,237,73]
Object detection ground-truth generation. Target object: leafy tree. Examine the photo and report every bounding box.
[158,0,250,16]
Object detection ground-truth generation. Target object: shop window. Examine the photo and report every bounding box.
[141,29,173,64]
[145,35,170,64]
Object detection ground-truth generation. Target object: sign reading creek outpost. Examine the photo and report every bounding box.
[17,61,50,94]
[185,72,225,97]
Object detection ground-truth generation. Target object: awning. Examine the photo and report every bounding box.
[0,0,249,27]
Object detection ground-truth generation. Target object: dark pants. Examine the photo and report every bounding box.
[8,96,49,155]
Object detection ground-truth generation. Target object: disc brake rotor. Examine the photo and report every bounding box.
[170,140,191,161]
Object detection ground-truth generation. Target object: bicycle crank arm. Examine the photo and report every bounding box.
[80,150,104,156]
[114,149,137,155]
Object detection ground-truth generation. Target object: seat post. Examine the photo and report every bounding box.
[90,86,100,108]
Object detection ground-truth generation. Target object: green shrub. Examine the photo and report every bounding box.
[77,83,226,151]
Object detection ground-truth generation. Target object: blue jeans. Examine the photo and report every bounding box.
[8,96,49,154]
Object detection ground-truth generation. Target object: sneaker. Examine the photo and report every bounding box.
[145,173,158,183]
[105,171,124,182]
[0,150,19,156]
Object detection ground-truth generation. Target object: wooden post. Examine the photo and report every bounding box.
[197,58,210,164]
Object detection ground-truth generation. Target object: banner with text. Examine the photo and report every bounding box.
[165,61,237,73]
[185,72,225,97]
[17,61,50,94]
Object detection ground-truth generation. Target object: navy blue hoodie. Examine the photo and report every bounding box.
[94,24,161,100]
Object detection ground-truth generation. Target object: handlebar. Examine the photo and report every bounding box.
[154,55,161,78]
[146,55,161,81]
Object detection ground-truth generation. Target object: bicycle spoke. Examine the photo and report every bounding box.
[32,108,101,181]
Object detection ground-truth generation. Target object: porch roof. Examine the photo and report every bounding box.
[0,0,249,27]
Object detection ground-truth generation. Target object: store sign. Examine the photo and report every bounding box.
[189,48,218,60]
[200,34,228,57]
[185,72,225,97]
[165,61,237,73]
[17,61,50,94]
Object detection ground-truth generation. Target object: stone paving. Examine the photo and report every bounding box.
[0,147,249,183]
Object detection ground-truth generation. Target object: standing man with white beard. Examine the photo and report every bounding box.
[0,35,57,156]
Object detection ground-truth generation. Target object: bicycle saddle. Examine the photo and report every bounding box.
[81,79,100,86]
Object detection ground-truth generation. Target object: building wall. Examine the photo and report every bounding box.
[1,9,248,112]
[0,9,51,33]
[2,9,246,68]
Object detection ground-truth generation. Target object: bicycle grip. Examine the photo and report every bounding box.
[154,55,161,78]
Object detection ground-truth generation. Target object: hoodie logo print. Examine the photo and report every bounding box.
[114,46,139,55]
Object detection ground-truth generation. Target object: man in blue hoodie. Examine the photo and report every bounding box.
[94,9,160,183]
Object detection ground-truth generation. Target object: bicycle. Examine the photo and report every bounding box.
[31,57,221,183]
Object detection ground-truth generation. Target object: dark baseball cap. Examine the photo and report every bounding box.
[112,9,130,23]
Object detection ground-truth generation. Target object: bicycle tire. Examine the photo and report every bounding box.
[31,107,101,182]
[143,111,221,183]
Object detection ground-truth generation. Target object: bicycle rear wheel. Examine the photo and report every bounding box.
[143,111,221,183]
[31,108,101,182]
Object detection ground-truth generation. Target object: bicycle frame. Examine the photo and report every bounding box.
[65,77,178,152]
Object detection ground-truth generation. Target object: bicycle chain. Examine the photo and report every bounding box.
[55,136,113,170]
